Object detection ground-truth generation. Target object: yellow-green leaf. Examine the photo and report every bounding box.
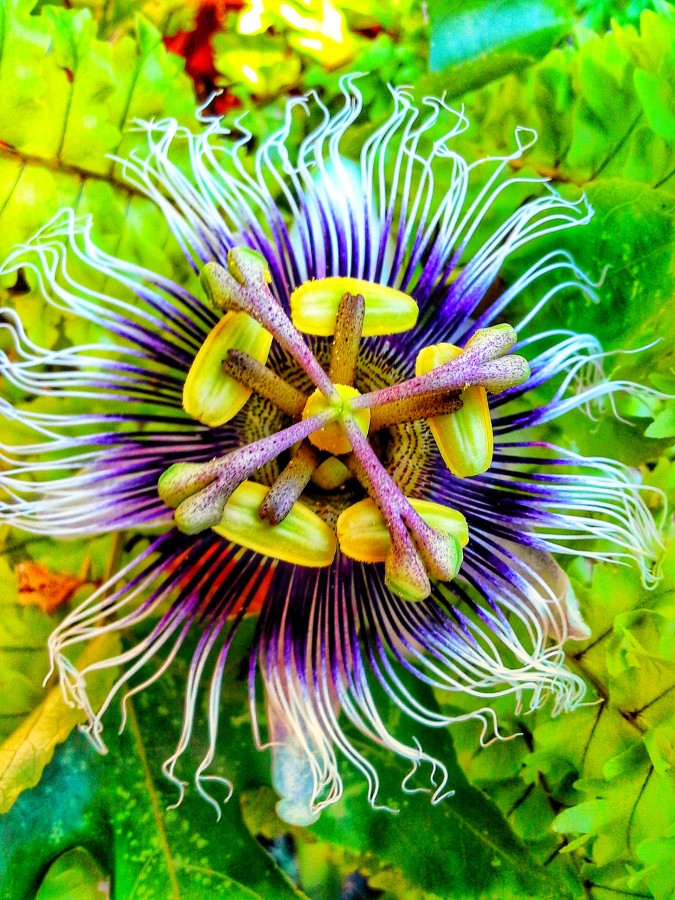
[0,631,120,814]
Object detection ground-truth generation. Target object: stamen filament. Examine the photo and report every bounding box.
[258,442,321,525]
[201,253,338,399]
[369,390,463,431]
[222,350,308,417]
[328,293,366,385]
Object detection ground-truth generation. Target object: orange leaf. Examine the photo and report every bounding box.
[17,562,84,615]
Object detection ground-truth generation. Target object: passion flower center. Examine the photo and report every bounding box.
[159,249,531,601]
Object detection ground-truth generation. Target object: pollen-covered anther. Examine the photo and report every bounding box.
[290,277,419,336]
[213,481,336,566]
[303,384,370,455]
[416,343,493,478]
[183,312,273,427]
[350,323,530,411]
[337,498,468,562]
[328,292,365,385]
[343,418,464,602]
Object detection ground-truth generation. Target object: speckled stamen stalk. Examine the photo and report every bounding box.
[222,350,308,417]
[258,443,321,525]
[328,293,366,385]
[343,417,458,601]
[369,390,463,431]
[349,327,529,410]
[160,407,338,533]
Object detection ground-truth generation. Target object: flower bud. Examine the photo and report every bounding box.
[290,277,418,336]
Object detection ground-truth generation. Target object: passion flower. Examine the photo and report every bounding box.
[0,80,663,827]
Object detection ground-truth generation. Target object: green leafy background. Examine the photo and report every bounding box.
[0,0,674,897]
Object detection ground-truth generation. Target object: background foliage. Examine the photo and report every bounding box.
[0,0,674,897]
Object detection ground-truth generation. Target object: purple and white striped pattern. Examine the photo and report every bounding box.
[0,79,665,825]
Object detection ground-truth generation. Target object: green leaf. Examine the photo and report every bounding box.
[428,0,575,72]
[631,823,675,900]
[0,559,54,742]
[0,639,304,900]
[459,536,675,896]
[457,11,675,191]
[307,746,579,899]
[0,549,121,814]
[419,50,540,100]
[0,0,199,349]
[578,0,657,32]
[511,179,675,353]
[645,406,675,439]
[243,677,583,898]
[35,847,109,900]
[0,631,121,815]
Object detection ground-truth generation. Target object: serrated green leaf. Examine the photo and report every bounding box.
[631,823,675,900]
[458,11,675,190]
[0,0,199,350]
[447,523,675,897]
[645,407,675,439]
[0,627,308,900]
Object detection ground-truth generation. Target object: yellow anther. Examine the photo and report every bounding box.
[302,384,370,455]
[290,277,418,336]
[337,497,468,563]
[183,312,272,427]
[415,343,493,478]
[212,481,337,566]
